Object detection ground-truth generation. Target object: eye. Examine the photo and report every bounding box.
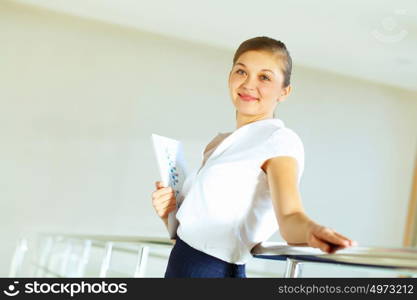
[236,69,246,75]
[260,75,270,81]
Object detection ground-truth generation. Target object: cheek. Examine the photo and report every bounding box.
[230,74,238,82]
[259,85,279,100]
[258,86,273,98]
[229,77,241,91]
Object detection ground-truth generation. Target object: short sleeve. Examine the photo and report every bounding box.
[264,128,305,183]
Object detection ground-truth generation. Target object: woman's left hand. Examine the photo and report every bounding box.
[306,222,358,254]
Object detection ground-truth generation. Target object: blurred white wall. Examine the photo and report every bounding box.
[1,1,416,277]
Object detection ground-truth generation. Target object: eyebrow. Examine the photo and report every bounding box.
[235,62,275,74]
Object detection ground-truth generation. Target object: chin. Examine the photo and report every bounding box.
[236,108,258,116]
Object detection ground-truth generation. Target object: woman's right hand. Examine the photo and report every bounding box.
[151,181,177,219]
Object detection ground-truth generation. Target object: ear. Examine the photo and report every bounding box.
[277,85,292,103]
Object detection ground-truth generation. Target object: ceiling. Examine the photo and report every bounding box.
[13,0,417,92]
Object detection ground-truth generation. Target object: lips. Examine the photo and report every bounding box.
[238,93,258,101]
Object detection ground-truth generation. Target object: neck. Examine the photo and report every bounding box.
[235,112,274,129]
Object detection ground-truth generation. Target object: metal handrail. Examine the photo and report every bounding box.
[251,241,417,277]
[38,232,174,247]
[11,233,417,277]
[32,232,173,278]
[24,233,273,277]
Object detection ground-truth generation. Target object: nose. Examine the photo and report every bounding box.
[241,74,257,91]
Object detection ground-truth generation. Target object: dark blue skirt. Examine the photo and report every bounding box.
[164,235,247,278]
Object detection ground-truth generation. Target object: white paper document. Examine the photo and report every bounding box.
[151,134,188,239]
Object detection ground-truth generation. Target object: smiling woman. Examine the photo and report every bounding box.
[152,36,357,278]
[229,37,293,121]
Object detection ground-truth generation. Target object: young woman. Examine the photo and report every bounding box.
[152,36,357,278]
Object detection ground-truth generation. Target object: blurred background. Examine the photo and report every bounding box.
[1,0,416,277]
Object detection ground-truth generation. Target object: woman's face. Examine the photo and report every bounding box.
[228,50,291,118]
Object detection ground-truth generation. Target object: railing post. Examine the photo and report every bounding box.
[76,240,92,277]
[9,238,28,277]
[134,245,150,278]
[284,258,303,278]
[59,239,73,277]
[99,242,113,277]
[34,236,54,277]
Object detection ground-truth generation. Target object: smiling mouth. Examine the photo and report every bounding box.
[238,93,258,101]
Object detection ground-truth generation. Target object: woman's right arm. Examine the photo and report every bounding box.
[151,181,177,245]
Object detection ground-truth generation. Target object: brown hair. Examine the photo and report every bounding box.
[232,36,292,88]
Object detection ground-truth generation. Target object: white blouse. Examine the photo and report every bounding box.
[175,118,305,264]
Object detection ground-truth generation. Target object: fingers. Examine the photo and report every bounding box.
[333,231,358,246]
[161,201,177,213]
[309,235,345,254]
[156,203,176,218]
[153,192,175,205]
[309,235,332,253]
[151,182,177,219]
[152,189,176,206]
[308,225,358,253]
[152,185,174,199]
[315,227,350,247]
[155,181,165,189]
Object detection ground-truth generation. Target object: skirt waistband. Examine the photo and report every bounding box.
[175,235,245,270]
